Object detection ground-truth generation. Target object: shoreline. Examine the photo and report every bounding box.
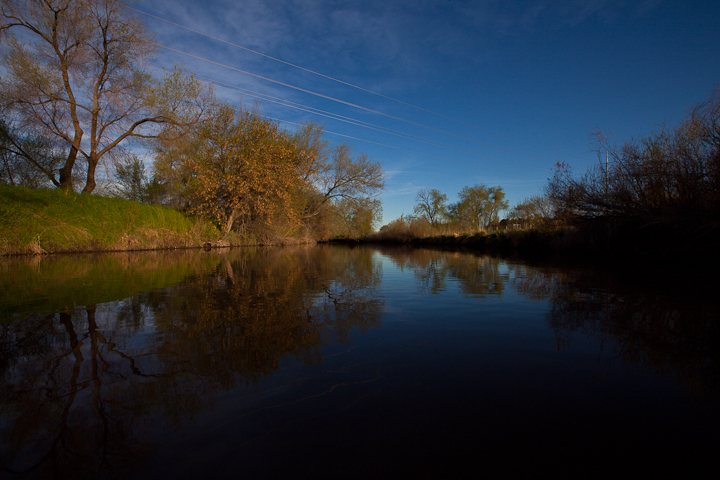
[0,236,319,257]
[338,225,720,271]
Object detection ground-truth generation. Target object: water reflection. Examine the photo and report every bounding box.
[0,250,224,319]
[1,246,719,477]
[380,246,571,300]
[379,247,720,408]
[379,247,509,297]
[545,269,720,410]
[0,246,383,478]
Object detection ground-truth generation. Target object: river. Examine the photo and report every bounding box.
[1,245,718,478]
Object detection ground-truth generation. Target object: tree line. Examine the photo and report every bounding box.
[394,85,720,250]
[0,0,384,241]
[3,1,717,250]
[377,184,554,239]
[411,185,509,230]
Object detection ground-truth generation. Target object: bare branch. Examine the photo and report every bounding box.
[1,0,212,193]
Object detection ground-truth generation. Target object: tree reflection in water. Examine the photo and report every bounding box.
[2,246,719,477]
[380,247,509,297]
[0,246,384,478]
[378,246,720,410]
[544,269,720,412]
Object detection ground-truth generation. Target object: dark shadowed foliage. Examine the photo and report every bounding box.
[547,88,720,258]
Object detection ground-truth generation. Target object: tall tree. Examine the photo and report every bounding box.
[413,188,448,227]
[0,0,211,193]
[451,184,509,230]
[174,105,300,238]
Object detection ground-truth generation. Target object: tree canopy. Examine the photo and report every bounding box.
[0,0,212,193]
[413,188,448,227]
[450,184,509,230]
[152,108,385,240]
[153,105,300,237]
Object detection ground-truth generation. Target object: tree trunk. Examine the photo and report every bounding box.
[59,146,79,191]
[82,157,98,194]
[223,208,238,239]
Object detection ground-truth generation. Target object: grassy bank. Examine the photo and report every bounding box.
[0,184,221,255]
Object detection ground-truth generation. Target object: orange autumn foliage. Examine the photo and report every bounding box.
[186,107,302,236]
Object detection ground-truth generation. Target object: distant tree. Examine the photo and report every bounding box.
[0,0,212,193]
[333,197,382,239]
[413,188,448,227]
[450,184,509,230]
[0,117,63,188]
[508,194,554,226]
[111,156,147,202]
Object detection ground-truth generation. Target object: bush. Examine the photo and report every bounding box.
[548,88,720,241]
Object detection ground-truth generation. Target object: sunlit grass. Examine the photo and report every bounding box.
[0,184,220,255]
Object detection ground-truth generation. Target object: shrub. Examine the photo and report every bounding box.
[548,88,720,238]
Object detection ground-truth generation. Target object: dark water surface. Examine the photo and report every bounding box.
[1,246,719,478]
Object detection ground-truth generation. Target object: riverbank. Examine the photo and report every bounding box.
[0,185,326,256]
[4,183,715,267]
[360,227,578,262]
[0,184,222,256]
[360,222,720,269]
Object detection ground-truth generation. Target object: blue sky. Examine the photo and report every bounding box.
[132,0,720,224]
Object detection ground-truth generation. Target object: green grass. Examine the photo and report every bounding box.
[0,184,220,255]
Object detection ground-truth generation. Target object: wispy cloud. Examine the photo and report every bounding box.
[123,0,713,223]
[383,182,421,198]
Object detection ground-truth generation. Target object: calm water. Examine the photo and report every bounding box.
[1,245,719,478]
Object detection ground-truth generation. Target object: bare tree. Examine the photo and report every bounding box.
[0,0,212,193]
[413,188,448,227]
[301,141,385,219]
[548,87,720,232]
[0,117,63,188]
